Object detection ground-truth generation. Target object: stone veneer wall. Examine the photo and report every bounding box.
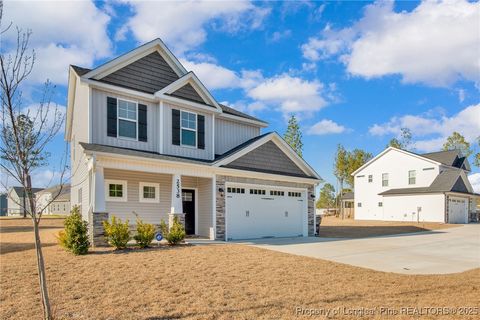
[468,198,478,222]
[215,175,316,240]
[89,211,109,247]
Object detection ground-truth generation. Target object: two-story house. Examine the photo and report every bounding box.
[352,147,478,224]
[66,39,321,245]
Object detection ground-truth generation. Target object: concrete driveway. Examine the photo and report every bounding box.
[239,224,480,275]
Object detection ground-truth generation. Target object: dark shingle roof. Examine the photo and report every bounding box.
[219,104,267,124]
[37,184,71,201]
[341,191,354,200]
[421,150,460,166]
[71,65,91,76]
[379,168,475,196]
[11,186,43,197]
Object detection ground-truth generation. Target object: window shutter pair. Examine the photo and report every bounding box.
[106,96,147,142]
[171,109,205,149]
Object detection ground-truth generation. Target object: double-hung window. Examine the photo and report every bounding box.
[181,111,197,147]
[382,173,389,187]
[118,99,137,139]
[408,170,416,185]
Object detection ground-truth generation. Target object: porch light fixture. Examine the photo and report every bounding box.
[310,194,316,199]
[218,187,224,197]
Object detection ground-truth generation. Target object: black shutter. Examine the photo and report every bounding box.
[172,109,180,145]
[107,97,117,137]
[197,115,205,150]
[138,104,147,142]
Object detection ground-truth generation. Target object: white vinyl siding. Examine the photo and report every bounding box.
[215,118,261,155]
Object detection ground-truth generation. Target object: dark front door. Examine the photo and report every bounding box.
[182,189,195,235]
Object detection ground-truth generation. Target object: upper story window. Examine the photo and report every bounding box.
[118,99,137,139]
[181,111,197,147]
[408,170,416,185]
[368,175,373,183]
[382,173,389,187]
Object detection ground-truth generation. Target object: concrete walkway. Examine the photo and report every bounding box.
[238,224,480,275]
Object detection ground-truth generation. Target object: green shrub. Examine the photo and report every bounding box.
[159,219,169,239]
[133,218,156,248]
[163,216,185,245]
[103,215,131,249]
[58,206,89,255]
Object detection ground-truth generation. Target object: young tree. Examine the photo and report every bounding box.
[333,144,349,212]
[346,149,373,187]
[387,128,412,150]
[442,132,472,157]
[474,137,480,167]
[284,115,303,157]
[316,183,335,209]
[1,13,67,319]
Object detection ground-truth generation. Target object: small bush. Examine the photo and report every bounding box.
[103,215,131,249]
[163,216,186,245]
[58,206,89,255]
[133,218,156,248]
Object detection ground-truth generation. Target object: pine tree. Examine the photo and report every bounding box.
[284,115,303,157]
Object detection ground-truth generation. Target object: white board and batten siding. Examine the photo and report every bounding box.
[355,149,440,221]
[91,88,159,152]
[215,118,260,155]
[162,102,214,160]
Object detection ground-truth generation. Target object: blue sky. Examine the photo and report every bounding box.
[1,0,479,192]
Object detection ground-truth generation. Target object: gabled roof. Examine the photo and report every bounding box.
[379,168,476,196]
[219,104,267,125]
[10,186,43,197]
[421,149,470,171]
[37,184,70,196]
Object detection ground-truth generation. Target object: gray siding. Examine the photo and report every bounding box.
[163,103,213,160]
[215,118,260,155]
[100,52,179,94]
[171,83,205,104]
[91,89,158,152]
[225,141,307,177]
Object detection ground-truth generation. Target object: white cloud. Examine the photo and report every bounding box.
[468,173,480,194]
[269,30,292,42]
[302,0,480,87]
[22,103,67,134]
[307,119,347,135]
[119,0,269,54]
[247,74,327,115]
[3,1,111,85]
[370,104,480,152]
[180,59,240,90]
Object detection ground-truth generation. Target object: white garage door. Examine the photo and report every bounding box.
[225,184,306,240]
[448,197,468,224]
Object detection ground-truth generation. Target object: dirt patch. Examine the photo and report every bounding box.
[318,216,456,238]
[1,218,478,319]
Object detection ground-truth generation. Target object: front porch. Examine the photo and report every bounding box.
[89,164,215,246]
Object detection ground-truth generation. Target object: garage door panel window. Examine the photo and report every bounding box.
[288,192,302,197]
[227,187,245,194]
[250,189,266,195]
[270,190,285,196]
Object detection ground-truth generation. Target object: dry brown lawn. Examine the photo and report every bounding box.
[319,216,456,238]
[1,218,479,319]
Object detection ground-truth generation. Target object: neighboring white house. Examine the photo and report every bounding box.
[65,38,321,245]
[352,147,478,224]
[36,184,71,215]
[7,186,44,216]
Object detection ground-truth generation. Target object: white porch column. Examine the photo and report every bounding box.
[170,174,183,214]
[169,174,185,229]
[93,165,106,213]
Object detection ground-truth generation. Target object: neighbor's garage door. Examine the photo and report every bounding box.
[225,184,306,240]
[448,197,468,224]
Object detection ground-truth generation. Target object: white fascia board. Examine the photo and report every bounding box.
[157,94,221,114]
[155,72,222,111]
[82,149,319,184]
[351,147,442,176]
[80,78,158,102]
[217,112,268,128]
[83,39,187,80]
[65,67,77,141]
[213,132,322,180]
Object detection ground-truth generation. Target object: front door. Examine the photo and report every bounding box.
[182,189,195,235]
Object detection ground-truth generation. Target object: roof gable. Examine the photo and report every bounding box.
[422,150,459,166]
[170,83,207,105]
[99,51,180,94]
[214,133,321,180]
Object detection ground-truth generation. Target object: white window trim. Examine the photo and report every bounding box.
[105,179,128,202]
[382,173,389,187]
[117,98,138,141]
[408,170,416,185]
[180,110,197,148]
[139,182,160,203]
